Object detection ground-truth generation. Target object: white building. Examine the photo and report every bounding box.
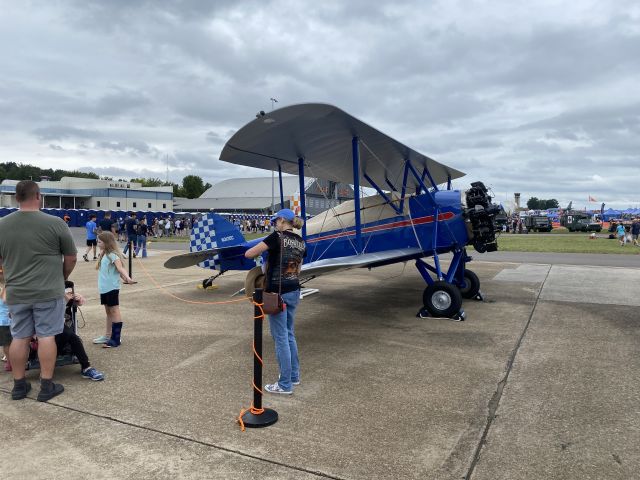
[0,176,173,211]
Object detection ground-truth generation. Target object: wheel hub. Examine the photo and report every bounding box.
[432,290,452,311]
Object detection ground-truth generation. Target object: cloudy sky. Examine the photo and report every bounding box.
[1,0,639,208]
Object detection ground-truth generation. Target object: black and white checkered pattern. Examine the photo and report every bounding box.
[190,214,219,270]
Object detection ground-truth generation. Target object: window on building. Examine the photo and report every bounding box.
[148,203,152,208]
[116,201,121,207]
[163,203,166,208]
[133,202,137,208]
[97,201,101,207]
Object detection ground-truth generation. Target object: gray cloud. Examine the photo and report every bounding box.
[32,125,102,141]
[0,0,639,208]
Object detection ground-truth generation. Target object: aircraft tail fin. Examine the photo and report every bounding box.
[189,214,248,271]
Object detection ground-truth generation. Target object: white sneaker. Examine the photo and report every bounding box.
[292,379,300,386]
[265,383,292,395]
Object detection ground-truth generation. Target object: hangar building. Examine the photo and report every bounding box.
[173,176,354,216]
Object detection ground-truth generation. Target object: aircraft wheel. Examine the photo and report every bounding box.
[422,281,462,318]
[459,270,481,299]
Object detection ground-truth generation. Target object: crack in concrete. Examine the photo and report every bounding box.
[0,390,348,480]
[464,265,552,480]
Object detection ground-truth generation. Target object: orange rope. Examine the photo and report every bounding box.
[130,257,268,431]
[237,301,266,432]
[134,256,249,306]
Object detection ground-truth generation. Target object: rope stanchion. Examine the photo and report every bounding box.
[237,288,278,431]
[128,240,133,279]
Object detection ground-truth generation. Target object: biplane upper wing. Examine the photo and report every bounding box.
[220,103,464,192]
[301,247,424,277]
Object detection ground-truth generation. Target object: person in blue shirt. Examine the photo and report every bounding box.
[83,214,98,262]
[616,223,626,246]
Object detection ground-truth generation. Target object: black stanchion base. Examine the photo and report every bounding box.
[241,408,278,428]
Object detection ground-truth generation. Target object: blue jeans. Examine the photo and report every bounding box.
[135,235,147,257]
[268,290,300,391]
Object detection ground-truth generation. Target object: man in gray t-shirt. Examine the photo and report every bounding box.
[0,180,77,401]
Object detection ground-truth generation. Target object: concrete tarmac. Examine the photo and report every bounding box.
[1,249,639,479]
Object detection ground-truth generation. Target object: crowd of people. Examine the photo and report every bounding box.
[610,220,640,246]
[0,182,308,402]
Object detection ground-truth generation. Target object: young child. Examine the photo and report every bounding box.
[93,232,135,348]
[60,288,105,380]
[0,266,12,372]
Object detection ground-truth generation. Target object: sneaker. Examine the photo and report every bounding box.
[37,380,64,402]
[292,379,300,386]
[103,339,120,348]
[265,383,292,395]
[11,379,31,400]
[92,335,109,344]
[81,367,105,381]
[83,254,89,262]
[93,257,97,260]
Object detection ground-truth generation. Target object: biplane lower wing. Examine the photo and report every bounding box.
[301,247,424,277]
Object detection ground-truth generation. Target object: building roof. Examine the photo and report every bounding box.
[200,176,308,199]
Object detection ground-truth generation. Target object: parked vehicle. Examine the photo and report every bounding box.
[560,213,602,232]
[524,215,552,232]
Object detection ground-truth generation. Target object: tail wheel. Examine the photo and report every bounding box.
[459,270,481,299]
[422,281,463,318]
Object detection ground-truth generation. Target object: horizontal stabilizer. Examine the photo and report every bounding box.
[164,245,247,269]
[301,248,424,278]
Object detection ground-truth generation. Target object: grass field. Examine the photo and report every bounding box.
[148,230,639,255]
[497,234,639,254]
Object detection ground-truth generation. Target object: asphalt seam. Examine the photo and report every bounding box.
[464,264,553,480]
[0,389,348,480]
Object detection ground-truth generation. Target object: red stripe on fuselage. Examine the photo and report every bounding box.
[306,211,455,244]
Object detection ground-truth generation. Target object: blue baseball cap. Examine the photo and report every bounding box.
[271,208,295,223]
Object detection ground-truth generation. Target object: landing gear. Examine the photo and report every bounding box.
[199,271,224,290]
[421,281,463,319]
[459,270,480,299]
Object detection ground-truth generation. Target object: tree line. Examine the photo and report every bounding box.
[526,197,559,210]
[0,162,211,199]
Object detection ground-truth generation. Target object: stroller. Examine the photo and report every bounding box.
[26,281,80,370]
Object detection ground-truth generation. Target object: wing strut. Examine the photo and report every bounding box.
[298,158,307,240]
[363,173,402,214]
[352,137,362,254]
[278,164,285,208]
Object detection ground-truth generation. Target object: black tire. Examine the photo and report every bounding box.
[422,281,463,318]
[459,270,481,299]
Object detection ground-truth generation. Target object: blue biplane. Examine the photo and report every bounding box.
[165,103,500,319]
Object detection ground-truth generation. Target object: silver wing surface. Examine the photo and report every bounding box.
[301,247,424,278]
[220,103,463,193]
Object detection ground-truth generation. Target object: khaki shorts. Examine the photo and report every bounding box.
[8,297,65,339]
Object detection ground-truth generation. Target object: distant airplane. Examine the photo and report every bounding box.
[165,103,500,320]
